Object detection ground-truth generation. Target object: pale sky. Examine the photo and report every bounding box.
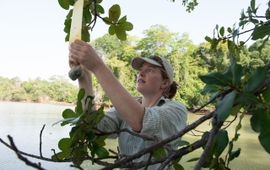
[0,0,267,82]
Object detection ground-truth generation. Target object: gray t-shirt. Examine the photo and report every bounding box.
[97,96,187,169]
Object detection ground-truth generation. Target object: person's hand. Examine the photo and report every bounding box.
[69,40,104,73]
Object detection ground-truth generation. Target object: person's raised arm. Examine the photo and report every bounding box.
[69,40,145,132]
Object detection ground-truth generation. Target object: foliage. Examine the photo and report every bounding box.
[0,76,77,103]
[58,0,133,41]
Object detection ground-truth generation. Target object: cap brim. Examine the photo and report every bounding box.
[131,57,162,70]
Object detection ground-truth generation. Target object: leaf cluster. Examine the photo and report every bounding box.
[52,89,109,166]
[58,0,133,42]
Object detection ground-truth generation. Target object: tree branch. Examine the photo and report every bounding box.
[194,115,223,170]
[102,111,214,169]
[39,124,45,158]
[7,135,46,170]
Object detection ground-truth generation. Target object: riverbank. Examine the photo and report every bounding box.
[0,100,75,107]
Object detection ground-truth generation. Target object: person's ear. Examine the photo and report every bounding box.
[160,79,170,89]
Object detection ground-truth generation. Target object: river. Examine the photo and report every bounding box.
[0,102,269,170]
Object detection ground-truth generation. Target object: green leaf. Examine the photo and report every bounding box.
[83,8,92,24]
[175,140,190,147]
[173,162,184,170]
[96,4,105,14]
[252,24,270,40]
[77,88,85,101]
[250,109,270,133]
[95,146,109,158]
[122,22,133,31]
[115,26,127,41]
[109,4,121,23]
[51,151,70,160]
[214,130,229,157]
[58,0,70,10]
[199,72,229,86]
[187,157,200,162]
[228,148,241,161]
[231,62,243,86]
[244,67,268,93]
[62,109,76,119]
[82,26,90,42]
[236,92,260,106]
[152,147,166,159]
[103,17,111,25]
[250,0,256,11]
[219,27,225,36]
[216,90,237,122]
[259,130,270,153]
[262,85,270,104]
[58,138,71,151]
[108,25,115,35]
[227,27,232,33]
[118,16,127,23]
[205,36,212,42]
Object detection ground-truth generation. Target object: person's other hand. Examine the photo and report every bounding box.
[69,40,103,73]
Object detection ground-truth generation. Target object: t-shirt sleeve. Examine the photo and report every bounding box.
[140,101,187,140]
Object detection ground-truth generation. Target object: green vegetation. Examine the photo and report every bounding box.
[0,75,77,103]
[2,25,270,109]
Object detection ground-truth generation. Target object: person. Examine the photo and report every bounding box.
[69,40,187,169]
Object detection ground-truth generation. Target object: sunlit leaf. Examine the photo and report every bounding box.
[109,4,121,22]
[62,109,76,119]
[58,138,71,151]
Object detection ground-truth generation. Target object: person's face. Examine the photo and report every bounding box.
[136,62,169,96]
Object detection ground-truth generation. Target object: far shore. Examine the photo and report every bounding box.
[0,100,75,107]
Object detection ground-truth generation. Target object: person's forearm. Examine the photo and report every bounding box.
[93,64,144,132]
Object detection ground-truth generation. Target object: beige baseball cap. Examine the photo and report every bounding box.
[131,56,174,84]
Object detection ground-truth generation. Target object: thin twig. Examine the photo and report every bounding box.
[39,124,46,158]
[7,135,46,170]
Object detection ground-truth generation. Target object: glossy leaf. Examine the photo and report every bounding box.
[77,88,85,101]
[108,25,116,35]
[199,72,229,86]
[245,67,267,93]
[214,130,229,157]
[228,148,241,161]
[58,138,71,151]
[62,109,76,118]
[58,0,70,10]
[205,36,212,42]
[219,26,225,36]
[95,146,109,158]
[175,140,190,147]
[122,22,133,31]
[109,4,121,22]
[252,24,270,40]
[259,130,270,153]
[152,147,166,159]
[216,90,237,122]
[115,26,127,40]
[173,162,184,170]
[231,62,243,86]
[262,85,270,104]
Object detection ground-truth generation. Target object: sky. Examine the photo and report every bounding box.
[0,0,267,83]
